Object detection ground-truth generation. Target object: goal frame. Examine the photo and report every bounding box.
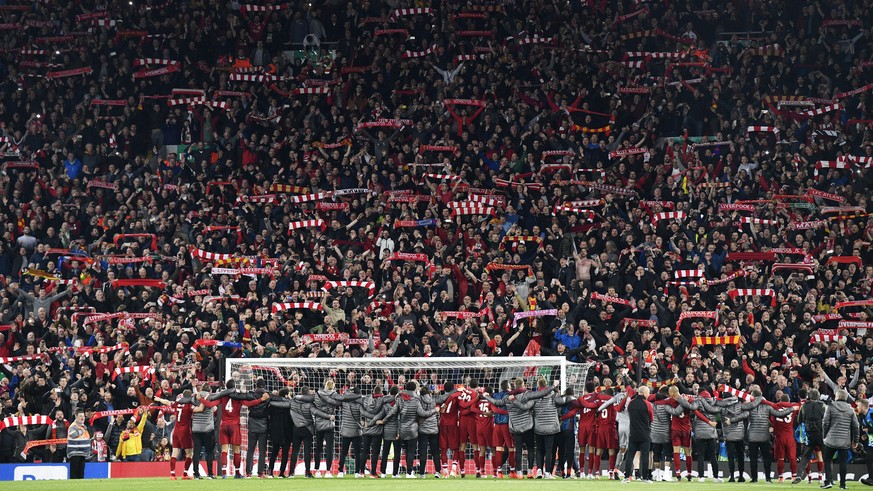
[225,356,577,393]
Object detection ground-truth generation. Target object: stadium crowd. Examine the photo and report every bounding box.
[0,0,873,485]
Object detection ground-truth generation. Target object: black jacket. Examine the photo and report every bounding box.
[627,395,653,443]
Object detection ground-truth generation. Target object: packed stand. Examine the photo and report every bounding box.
[0,0,871,478]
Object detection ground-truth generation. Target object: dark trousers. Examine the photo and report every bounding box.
[268,433,292,477]
[381,439,401,475]
[419,433,440,475]
[748,441,772,481]
[193,430,216,477]
[557,429,576,475]
[535,433,556,474]
[362,435,381,476]
[797,433,824,479]
[400,438,417,474]
[69,455,85,479]
[338,436,361,474]
[823,446,848,486]
[694,438,719,479]
[624,440,650,480]
[726,440,745,478]
[291,427,313,476]
[245,431,268,476]
[313,430,334,473]
[511,431,535,474]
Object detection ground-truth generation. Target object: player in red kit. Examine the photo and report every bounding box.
[568,382,602,478]
[154,390,196,480]
[456,381,480,477]
[593,388,620,479]
[202,378,269,478]
[655,386,700,481]
[471,388,494,478]
[770,394,800,482]
[438,383,461,476]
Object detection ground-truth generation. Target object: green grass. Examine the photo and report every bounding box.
[0,477,866,490]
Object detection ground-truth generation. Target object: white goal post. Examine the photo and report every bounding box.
[224,356,593,475]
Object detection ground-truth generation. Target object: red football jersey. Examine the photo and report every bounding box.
[474,400,494,427]
[172,400,194,430]
[440,392,461,426]
[457,389,477,420]
[577,394,600,428]
[667,401,692,432]
[770,403,796,440]
[216,396,244,426]
[597,401,617,428]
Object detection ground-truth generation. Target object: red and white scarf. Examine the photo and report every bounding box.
[323,280,376,298]
[288,219,326,232]
[0,415,53,431]
[727,288,777,306]
[676,310,718,329]
[652,211,687,224]
[271,302,324,314]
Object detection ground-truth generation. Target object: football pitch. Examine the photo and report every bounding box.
[0,477,866,490]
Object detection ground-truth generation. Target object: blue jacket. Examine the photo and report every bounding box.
[491,391,509,425]
[553,328,581,352]
[559,403,576,432]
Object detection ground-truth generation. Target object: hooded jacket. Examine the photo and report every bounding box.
[381,397,401,441]
[360,394,390,437]
[312,389,342,431]
[338,390,364,438]
[247,388,270,434]
[290,393,320,433]
[650,393,672,444]
[532,388,567,435]
[747,398,794,443]
[715,396,758,442]
[389,390,436,440]
[823,400,860,449]
[418,393,440,435]
[695,397,720,440]
[485,386,554,434]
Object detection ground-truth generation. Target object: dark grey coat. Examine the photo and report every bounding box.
[823,400,860,449]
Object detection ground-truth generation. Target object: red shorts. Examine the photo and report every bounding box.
[476,422,493,447]
[459,418,477,446]
[578,425,597,447]
[773,437,797,461]
[492,424,513,448]
[439,423,459,451]
[172,427,193,450]
[671,430,691,448]
[595,427,618,450]
[219,424,241,446]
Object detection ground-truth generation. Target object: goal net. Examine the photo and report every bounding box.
[225,356,592,476]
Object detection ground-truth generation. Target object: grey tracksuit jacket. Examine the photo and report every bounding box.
[650,395,673,444]
[823,400,860,449]
[360,395,390,437]
[389,390,437,440]
[338,394,363,438]
[418,394,440,435]
[532,391,568,435]
[715,396,758,442]
[747,398,794,443]
[694,397,721,440]
[485,386,554,434]
[291,394,322,433]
